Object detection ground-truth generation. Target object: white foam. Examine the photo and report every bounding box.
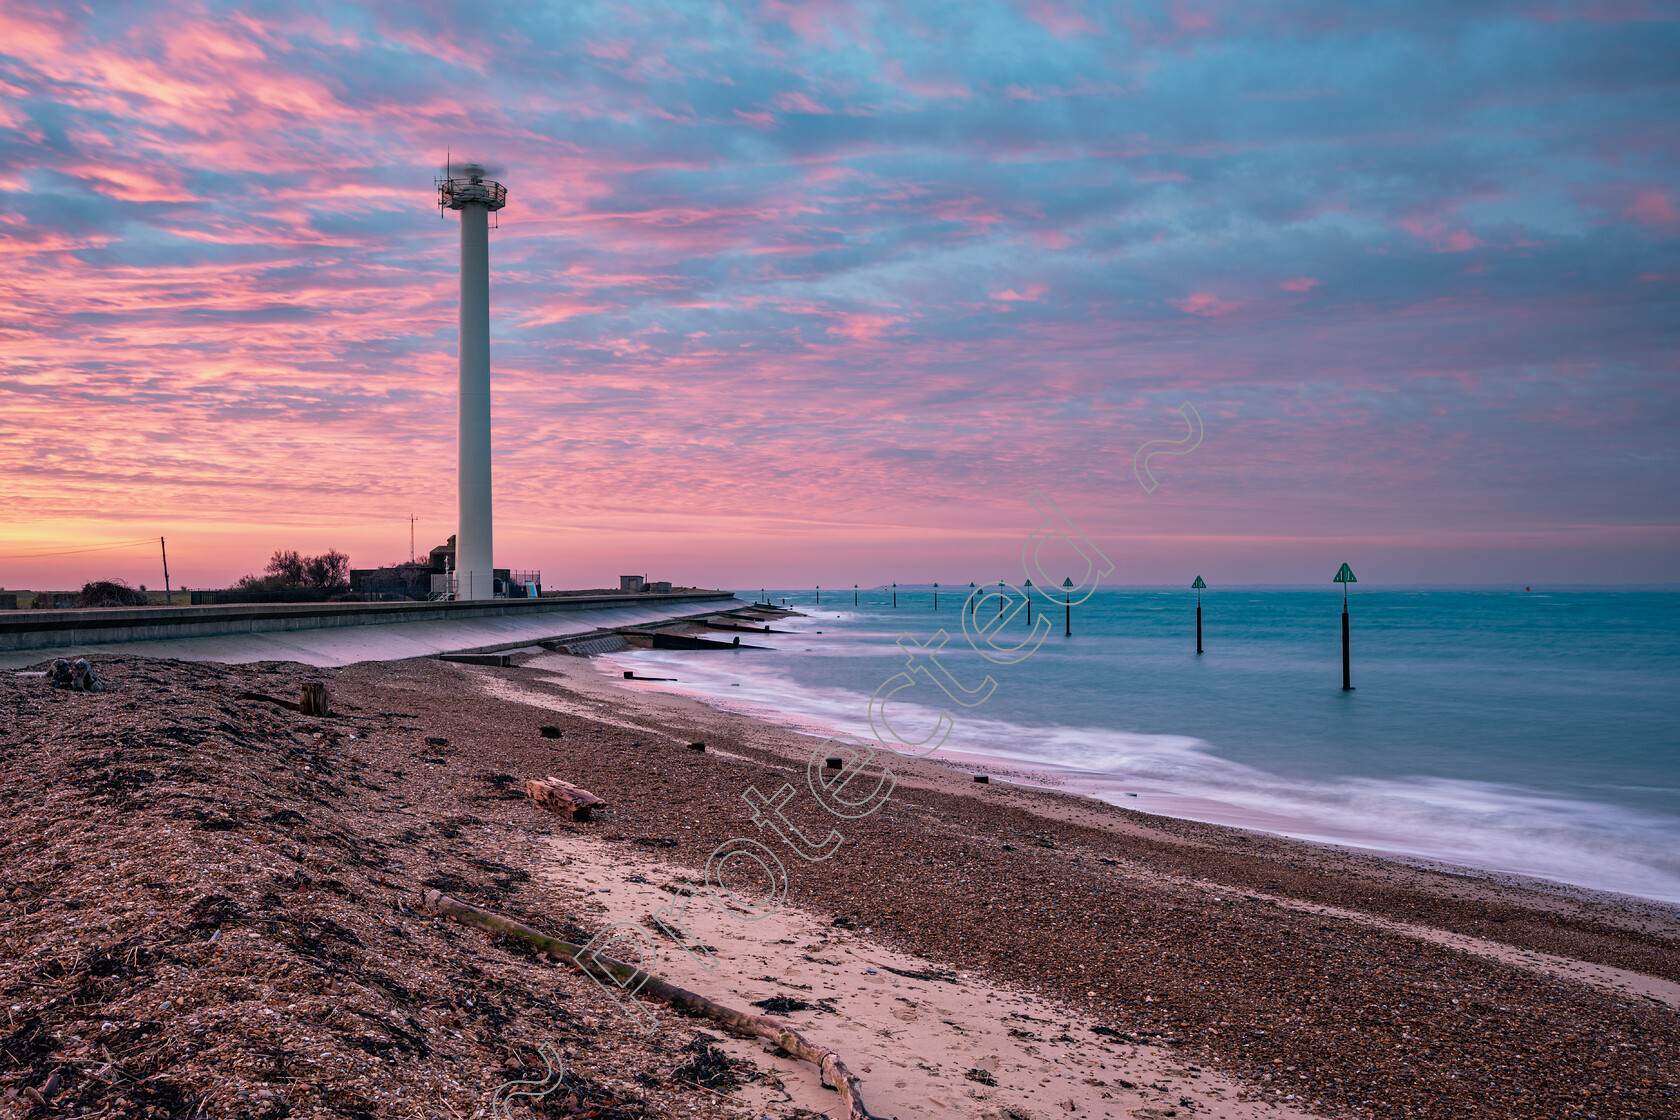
[592,647,1680,903]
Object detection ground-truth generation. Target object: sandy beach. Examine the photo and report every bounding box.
[3,650,1676,1119]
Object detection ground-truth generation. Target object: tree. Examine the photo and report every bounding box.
[304,549,350,589]
[78,579,148,607]
[264,549,307,589]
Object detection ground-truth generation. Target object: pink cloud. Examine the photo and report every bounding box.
[991,284,1049,303]
[773,90,832,114]
[830,312,905,341]
[759,0,868,47]
[881,60,972,100]
[734,109,776,127]
[1168,0,1216,33]
[1016,1,1100,38]
[1397,215,1483,252]
[1173,292,1241,316]
[1279,277,1319,292]
[1626,188,1679,227]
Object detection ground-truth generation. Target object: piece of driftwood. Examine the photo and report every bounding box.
[421,890,885,1120]
[239,690,299,712]
[524,776,606,821]
[237,683,331,716]
[299,682,331,716]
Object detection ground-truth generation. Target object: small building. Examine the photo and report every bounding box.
[354,537,513,600]
[349,562,433,601]
[647,581,672,594]
[620,575,645,592]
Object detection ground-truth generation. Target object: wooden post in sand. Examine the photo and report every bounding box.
[1192,575,1205,654]
[299,682,331,716]
[1334,562,1356,690]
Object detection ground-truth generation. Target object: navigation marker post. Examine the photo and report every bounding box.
[1063,576,1074,636]
[933,582,938,610]
[1024,579,1032,625]
[1192,575,1205,655]
[1334,562,1357,691]
[892,582,897,609]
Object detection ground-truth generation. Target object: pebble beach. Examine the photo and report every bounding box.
[2,651,1676,1119]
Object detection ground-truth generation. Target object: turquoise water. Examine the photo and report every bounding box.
[602,588,1680,902]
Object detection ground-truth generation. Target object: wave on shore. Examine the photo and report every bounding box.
[595,646,1680,904]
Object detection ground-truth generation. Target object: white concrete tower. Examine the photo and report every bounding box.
[438,163,506,600]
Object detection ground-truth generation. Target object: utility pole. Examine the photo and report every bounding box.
[409,515,419,563]
[160,537,172,606]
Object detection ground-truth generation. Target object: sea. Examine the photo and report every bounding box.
[594,587,1680,904]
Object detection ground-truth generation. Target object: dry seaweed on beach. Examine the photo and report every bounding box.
[0,657,771,1120]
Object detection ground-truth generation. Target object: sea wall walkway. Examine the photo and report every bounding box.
[0,590,737,668]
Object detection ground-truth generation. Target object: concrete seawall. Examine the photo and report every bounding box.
[0,591,739,667]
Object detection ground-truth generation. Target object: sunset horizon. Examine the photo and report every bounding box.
[3,3,1674,593]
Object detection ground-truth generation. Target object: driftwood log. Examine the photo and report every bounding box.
[239,690,298,711]
[525,776,606,821]
[421,890,885,1120]
[239,683,331,716]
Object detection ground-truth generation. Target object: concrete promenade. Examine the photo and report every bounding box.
[0,590,737,668]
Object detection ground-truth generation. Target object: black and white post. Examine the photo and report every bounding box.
[1192,574,1205,654]
[1334,562,1356,690]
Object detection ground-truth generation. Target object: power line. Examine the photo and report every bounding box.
[1,537,162,561]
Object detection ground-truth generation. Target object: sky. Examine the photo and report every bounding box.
[1,0,1676,593]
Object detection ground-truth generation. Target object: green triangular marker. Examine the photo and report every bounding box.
[1333,562,1356,584]
[1192,575,1206,589]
